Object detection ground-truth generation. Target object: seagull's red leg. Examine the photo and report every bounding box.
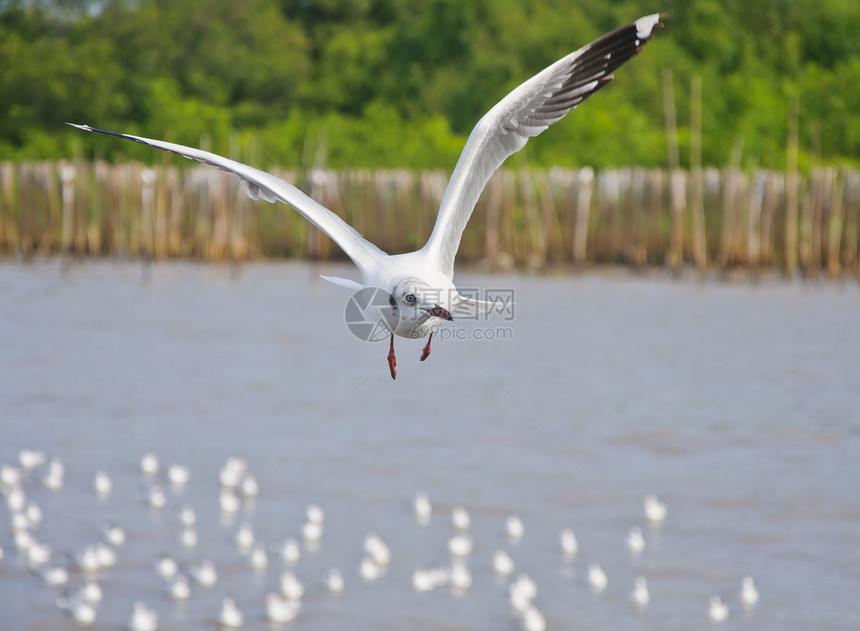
[387,334,397,380]
[420,332,433,362]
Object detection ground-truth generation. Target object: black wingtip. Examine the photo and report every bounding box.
[66,123,141,144]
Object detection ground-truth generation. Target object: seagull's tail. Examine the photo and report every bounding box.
[452,292,513,320]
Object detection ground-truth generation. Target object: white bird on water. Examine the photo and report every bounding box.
[493,549,515,577]
[94,542,117,568]
[359,556,383,582]
[41,565,69,587]
[508,574,538,613]
[180,526,198,548]
[71,545,101,573]
[190,559,218,587]
[219,488,240,514]
[144,486,166,510]
[127,601,158,631]
[644,494,667,524]
[452,506,470,530]
[631,576,650,608]
[156,554,178,579]
[449,560,472,591]
[81,580,104,604]
[588,563,608,592]
[306,503,325,525]
[278,537,301,564]
[280,571,305,600]
[302,519,323,545]
[57,593,97,626]
[69,14,664,379]
[94,471,112,498]
[219,457,246,488]
[414,492,432,524]
[140,453,159,477]
[364,533,391,566]
[506,514,525,541]
[235,522,254,554]
[0,463,21,486]
[219,597,244,628]
[178,505,196,527]
[42,459,64,490]
[166,575,191,601]
[19,449,47,469]
[239,472,259,498]
[167,463,190,487]
[103,524,126,546]
[709,595,729,622]
[324,568,345,593]
[235,522,254,553]
[740,575,759,608]
[521,606,547,631]
[559,528,579,558]
[627,525,646,553]
[448,533,473,557]
[413,567,449,592]
[247,544,267,571]
[266,592,301,623]
[26,501,43,526]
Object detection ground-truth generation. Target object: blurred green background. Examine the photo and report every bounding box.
[1,0,858,170]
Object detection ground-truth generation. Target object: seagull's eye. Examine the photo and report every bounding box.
[404,293,416,305]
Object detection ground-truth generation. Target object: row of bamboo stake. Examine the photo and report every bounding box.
[1,161,858,277]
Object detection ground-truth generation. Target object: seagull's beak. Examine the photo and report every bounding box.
[422,304,454,321]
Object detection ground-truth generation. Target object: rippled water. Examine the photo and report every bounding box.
[1,260,858,630]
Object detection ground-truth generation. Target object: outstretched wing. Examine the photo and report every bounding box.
[67,124,386,276]
[421,14,665,279]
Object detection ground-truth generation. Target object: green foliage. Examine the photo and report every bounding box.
[1,0,858,168]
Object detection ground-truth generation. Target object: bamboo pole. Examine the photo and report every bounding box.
[42,162,59,255]
[799,173,813,275]
[785,96,799,276]
[720,138,744,269]
[572,168,593,265]
[719,170,736,268]
[844,172,859,274]
[1,162,17,253]
[59,163,75,254]
[19,164,34,255]
[808,168,828,273]
[760,172,779,266]
[140,167,157,259]
[644,169,660,263]
[74,162,89,254]
[668,169,686,272]
[747,170,766,276]
[629,168,647,264]
[826,169,844,278]
[518,170,545,270]
[689,75,707,269]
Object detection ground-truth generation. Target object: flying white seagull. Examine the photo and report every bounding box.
[70,14,664,379]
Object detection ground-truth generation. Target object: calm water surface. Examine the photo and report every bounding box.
[1,261,858,630]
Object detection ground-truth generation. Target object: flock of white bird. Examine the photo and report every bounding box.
[1,448,760,629]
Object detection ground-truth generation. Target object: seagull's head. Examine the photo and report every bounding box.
[389,277,453,337]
